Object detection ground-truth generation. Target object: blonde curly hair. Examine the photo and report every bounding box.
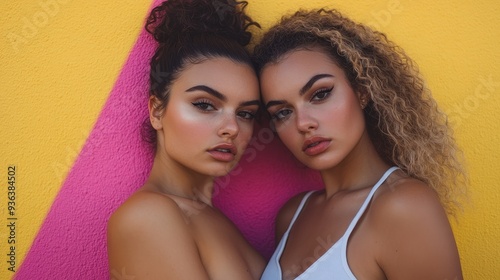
[253,9,467,215]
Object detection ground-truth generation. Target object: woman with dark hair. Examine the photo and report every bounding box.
[254,8,467,280]
[107,0,264,278]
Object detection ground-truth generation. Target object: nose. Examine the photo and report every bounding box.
[296,109,318,133]
[218,114,239,139]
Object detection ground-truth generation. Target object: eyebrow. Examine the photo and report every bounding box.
[265,100,286,109]
[299,74,334,95]
[187,85,259,108]
[186,85,226,102]
[240,100,260,107]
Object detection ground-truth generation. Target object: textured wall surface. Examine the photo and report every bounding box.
[1,0,499,279]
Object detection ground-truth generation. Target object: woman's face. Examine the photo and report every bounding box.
[153,57,260,177]
[260,49,366,171]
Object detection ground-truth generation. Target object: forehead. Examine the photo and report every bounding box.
[260,49,344,96]
[173,57,259,99]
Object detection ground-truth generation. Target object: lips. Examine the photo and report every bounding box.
[208,143,237,162]
[302,136,331,156]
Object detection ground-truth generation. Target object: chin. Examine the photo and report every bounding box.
[207,163,237,177]
[209,170,230,177]
[300,157,340,171]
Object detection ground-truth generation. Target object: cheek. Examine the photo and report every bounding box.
[275,123,299,149]
[236,121,254,145]
[326,99,365,136]
[164,104,213,140]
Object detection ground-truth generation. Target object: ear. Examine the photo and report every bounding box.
[357,90,371,110]
[148,96,164,130]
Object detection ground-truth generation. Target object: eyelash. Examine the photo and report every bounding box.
[271,108,292,122]
[237,110,257,120]
[270,87,333,122]
[192,99,216,111]
[193,99,257,121]
[311,87,333,102]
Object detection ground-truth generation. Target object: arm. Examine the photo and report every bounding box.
[107,192,210,280]
[372,180,462,280]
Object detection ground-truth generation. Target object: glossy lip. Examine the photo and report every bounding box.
[302,136,331,156]
[207,143,237,162]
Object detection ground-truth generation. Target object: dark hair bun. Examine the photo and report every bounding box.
[146,0,259,46]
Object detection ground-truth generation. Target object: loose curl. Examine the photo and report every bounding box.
[253,9,467,215]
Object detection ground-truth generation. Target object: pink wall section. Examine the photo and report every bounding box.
[14,17,157,280]
[14,3,323,279]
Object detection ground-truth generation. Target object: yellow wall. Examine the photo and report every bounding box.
[1,1,151,279]
[1,0,499,279]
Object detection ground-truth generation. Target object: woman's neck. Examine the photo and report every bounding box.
[145,152,215,206]
[320,130,390,198]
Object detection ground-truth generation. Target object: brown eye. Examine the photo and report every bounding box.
[237,111,256,120]
[271,108,293,121]
[311,87,333,102]
[192,100,216,111]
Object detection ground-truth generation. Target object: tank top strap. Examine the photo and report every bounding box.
[343,166,399,237]
[283,190,316,235]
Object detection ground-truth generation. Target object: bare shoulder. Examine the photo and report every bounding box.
[108,190,188,232]
[369,174,451,240]
[107,191,210,279]
[275,191,313,242]
[371,174,445,221]
[368,172,462,279]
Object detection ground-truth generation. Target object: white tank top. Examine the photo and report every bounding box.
[261,167,399,280]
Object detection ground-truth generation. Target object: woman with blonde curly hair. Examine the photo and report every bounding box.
[254,8,467,280]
